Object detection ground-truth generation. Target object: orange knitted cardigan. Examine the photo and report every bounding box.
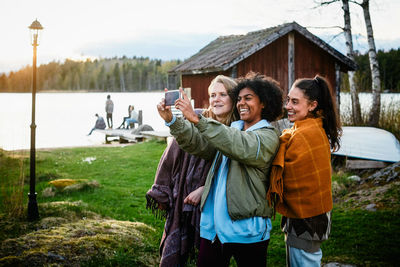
[267,118,333,219]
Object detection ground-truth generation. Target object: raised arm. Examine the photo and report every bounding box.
[169,117,216,160]
[173,88,279,167]
[194,116,280,168]
[157,89,216,160]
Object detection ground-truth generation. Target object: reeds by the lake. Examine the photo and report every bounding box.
[379,100,400,140]
[340,94,400,140]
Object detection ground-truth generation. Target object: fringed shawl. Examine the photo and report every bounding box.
[267,118,333,219]
[146,139,211,267]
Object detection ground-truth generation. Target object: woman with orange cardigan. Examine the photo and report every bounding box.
[268,75,341,267]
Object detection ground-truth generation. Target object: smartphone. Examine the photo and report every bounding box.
[165,90,181,106]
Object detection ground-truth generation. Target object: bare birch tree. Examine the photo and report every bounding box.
[316,0,362,124]
[360,0,381,126]
[342,0,362,124]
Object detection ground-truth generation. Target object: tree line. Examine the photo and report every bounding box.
[352,48,400,93]
[0,56,181,92]
[0,49,399,93]
[340,48,400,93]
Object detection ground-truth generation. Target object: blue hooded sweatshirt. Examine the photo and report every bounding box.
[199,119,272,244]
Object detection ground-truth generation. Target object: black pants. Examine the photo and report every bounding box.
[106,113,113,128]
[197,237,269,267]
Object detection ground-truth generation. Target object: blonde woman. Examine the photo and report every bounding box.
[147,75,238,267]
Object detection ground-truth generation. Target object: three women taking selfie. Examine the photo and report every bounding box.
[154,72,340,267]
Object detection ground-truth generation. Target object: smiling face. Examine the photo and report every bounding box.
[209,82,233,122]
[286,87,317,122]
[236,87,264,130]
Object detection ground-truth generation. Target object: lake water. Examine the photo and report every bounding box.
[1,92,399,151]
[0,92,168,151]
[339,92,400,113]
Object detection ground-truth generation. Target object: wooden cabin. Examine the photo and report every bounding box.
[168,21,357,108]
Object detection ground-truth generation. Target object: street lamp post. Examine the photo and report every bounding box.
[27,19,43,221]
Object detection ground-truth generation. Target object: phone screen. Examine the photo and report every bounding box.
[165,90,180,106]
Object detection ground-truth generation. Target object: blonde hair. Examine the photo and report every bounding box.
[202,75,238,125]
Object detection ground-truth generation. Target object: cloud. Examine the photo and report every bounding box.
[79,32,219,60]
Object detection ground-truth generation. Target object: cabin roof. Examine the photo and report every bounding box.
[169,21,357,74]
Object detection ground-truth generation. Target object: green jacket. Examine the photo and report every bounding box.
[169,115,280,220]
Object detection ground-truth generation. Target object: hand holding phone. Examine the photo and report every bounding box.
[165,90,181,106]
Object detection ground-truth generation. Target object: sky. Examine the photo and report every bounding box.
[1,0,399,74]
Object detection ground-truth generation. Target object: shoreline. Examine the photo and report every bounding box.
[3,142,138,153]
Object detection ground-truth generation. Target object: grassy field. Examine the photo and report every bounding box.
[1,141,399,266]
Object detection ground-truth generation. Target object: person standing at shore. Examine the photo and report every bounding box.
[268,75,341,267]
[105,95,114,128]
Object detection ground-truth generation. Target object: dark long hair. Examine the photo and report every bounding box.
[293,75,342,151]
[233,72,283,122]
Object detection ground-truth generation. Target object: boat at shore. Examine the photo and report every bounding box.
[333,126,400,163]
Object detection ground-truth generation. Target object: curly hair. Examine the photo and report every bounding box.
[233,72,283,122]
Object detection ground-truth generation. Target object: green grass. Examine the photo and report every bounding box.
[1,141,167,266]
[1,141,400,266]
[324,208,400,266]
[31,142,165,225]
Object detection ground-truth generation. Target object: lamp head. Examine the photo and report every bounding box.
[29,19,43,46]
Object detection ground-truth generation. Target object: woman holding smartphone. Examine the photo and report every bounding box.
[147,75,238,267]
[157,72,283,267]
